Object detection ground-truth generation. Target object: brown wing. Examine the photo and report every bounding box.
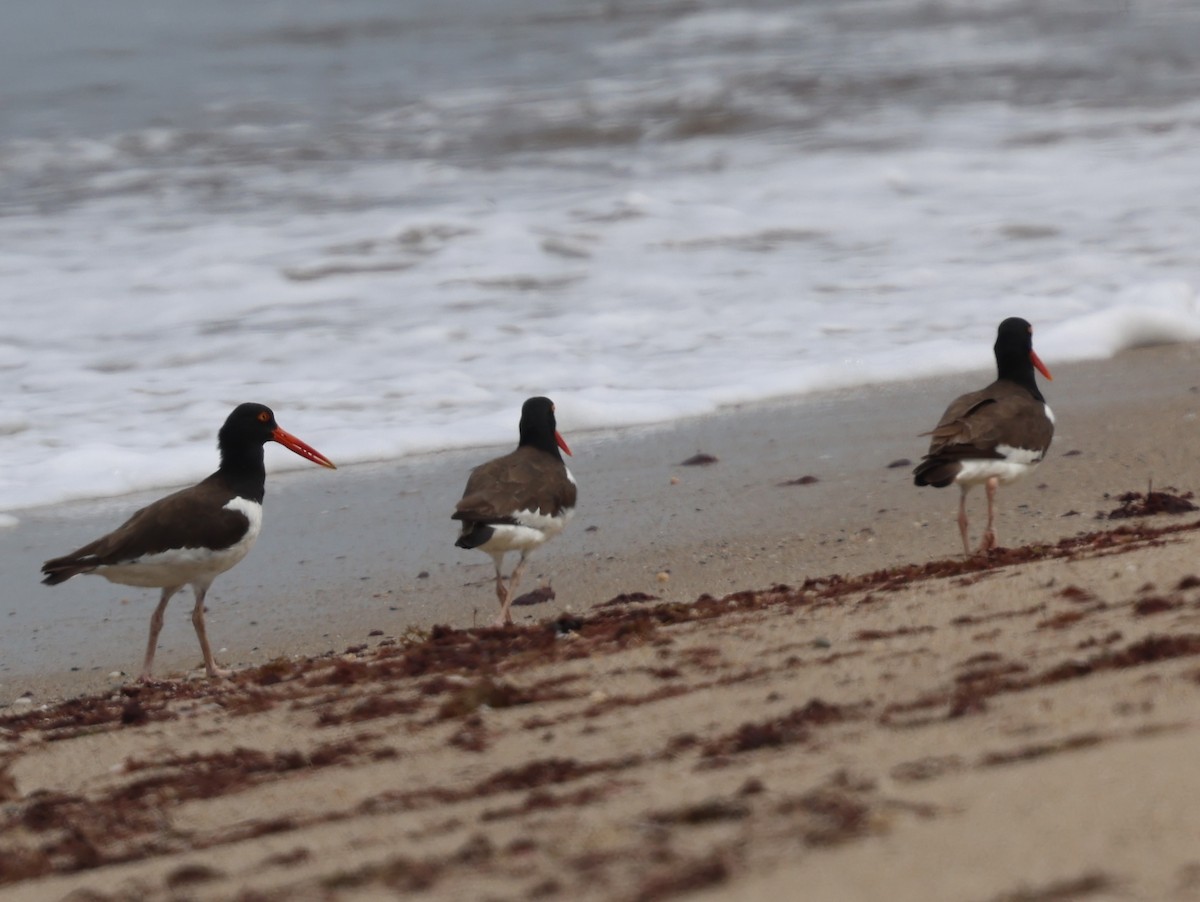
[923,380,1053,459]
[42,475,251,582]
[453,446,576,525]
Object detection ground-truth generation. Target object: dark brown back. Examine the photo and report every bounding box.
[42,473,252,581]
[925,378,1054,459]
[453,445,576,525]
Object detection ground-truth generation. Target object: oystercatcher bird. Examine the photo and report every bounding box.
[454,397,576,627]
[914,317,1054,555]
[41,403,336,680]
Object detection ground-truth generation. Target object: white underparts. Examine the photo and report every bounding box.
[95,497,263,589]
[476,507,575,556]
[955,451,1042,488]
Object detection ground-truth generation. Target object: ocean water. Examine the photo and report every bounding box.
[3,0,1200,515]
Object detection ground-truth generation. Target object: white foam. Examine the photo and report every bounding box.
[3,5,1200,513]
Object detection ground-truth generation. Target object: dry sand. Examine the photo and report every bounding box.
[4,342,1200,900]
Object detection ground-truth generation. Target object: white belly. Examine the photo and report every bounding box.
[955,453,1041,488]
[477,507,574,555]
[96,497,263,589]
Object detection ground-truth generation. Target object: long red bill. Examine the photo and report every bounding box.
[555,430,572,457]
[272,426,337,469]
[1030,349,1052,382]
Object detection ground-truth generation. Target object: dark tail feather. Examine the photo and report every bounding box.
[913,458,960,489]
[41,556,96,586]
[455,523,495,550]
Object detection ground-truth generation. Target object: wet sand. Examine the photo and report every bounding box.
[4,343,1200,899]
[4,341,1199,701]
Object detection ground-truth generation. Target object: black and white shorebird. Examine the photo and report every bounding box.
[914,317,1054,555]
[41,403,336,680]
[453,397,576,627]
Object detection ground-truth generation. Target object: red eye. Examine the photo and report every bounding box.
[258,411,270,423]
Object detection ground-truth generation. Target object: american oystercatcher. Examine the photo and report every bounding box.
[454,396,576,627]
[913,317,1054,555]
[41,403,336,680]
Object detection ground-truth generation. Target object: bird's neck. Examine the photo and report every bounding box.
[998,356,1044,403]
[519,437,563,460]
[217,446,268,502]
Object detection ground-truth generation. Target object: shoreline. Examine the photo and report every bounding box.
[4,500,1200,899]
[4,341,1200,898]
[4,340,1200,702]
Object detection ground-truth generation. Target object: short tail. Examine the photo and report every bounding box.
[41,555,96,586]
[454,523,495,550]
[913,458,960,489]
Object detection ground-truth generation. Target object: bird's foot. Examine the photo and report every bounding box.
[976,530,997,553]
[491,613,514,628]
[204,665,234,680]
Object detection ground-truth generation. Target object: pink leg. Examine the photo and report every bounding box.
[493,553,529,627]
[978,477,1000,552]
[489,553,507,604]
[139,586,180,681]
[191,583,231,679]
[957,487,972,556]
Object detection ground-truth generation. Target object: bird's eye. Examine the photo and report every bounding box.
[258,411,270,423]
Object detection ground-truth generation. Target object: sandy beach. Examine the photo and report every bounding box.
[4,341,1200,899]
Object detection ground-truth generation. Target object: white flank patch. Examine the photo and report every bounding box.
[1044,403,1056,425]
[955,450,1042,487]
[477,507,575,555]
[97,497,264,589]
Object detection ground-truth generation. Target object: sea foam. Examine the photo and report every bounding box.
[3,2,1199,512]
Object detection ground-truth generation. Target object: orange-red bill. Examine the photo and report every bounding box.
[555,430,572,457]
[272,426,337,469]
[1030,349,1052,382]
